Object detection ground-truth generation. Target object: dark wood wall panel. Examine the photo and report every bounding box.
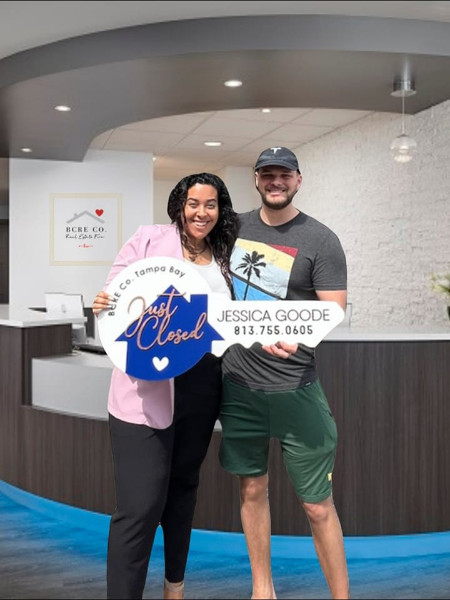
[19,408,115,513]
[0,323,115,514]
[0,221,9,303]
[1,324,449,535]
[316,340,450,535]
[0,326,22,481]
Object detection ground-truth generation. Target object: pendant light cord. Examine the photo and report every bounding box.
[401,93,405,135]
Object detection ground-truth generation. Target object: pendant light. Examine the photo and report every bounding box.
[390,78,417,163]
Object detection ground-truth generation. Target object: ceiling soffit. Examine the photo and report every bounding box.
[0,15,449,161]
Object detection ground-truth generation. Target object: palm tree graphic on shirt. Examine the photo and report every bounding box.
[236,251,267,299]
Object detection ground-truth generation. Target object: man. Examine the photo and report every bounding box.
[219,147,349,599]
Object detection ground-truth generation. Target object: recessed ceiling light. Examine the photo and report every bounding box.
[261,108,272,113]
[21,147,32,153]
[54,105,71,112]
[203,141,222,147]
[224,79,243,88]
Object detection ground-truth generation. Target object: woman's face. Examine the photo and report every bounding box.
[183,183,219,242]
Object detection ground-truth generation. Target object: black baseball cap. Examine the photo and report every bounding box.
[254,147,300,172]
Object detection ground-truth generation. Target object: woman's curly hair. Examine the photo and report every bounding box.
[167,173,238,296]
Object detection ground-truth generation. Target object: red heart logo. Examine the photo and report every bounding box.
[95,209,104,216]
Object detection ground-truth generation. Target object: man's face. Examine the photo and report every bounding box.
[255,166,302,210]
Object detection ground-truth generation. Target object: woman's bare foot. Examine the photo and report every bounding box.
[251,583,277,599]
[163,578,184,600]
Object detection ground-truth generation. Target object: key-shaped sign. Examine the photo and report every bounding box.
[98,257,344,380]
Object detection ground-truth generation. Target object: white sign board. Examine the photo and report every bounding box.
[98,257,344,380]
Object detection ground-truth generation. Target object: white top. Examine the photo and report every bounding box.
[0,305,86,328]
[184,257,232,298]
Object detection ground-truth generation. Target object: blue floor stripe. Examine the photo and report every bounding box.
[1,479,449,560]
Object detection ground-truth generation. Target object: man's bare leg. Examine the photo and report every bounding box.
[302,496,350,599]
[240,475,277,599]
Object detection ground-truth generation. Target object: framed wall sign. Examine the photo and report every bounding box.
[50,193,122,265]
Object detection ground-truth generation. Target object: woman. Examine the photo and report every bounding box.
[93,173,237,600]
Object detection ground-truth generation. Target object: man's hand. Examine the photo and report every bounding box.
[261,341,298,359]
[260,291,347,358]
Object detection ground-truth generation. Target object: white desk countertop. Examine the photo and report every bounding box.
[325,326,450,341]
[0,305,86,328]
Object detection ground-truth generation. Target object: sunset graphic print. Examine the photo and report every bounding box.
[231,238,298,301]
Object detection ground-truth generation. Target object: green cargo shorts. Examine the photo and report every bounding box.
[219,377,337,503]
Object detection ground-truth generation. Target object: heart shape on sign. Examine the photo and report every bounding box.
[153,356,169,371]
[95,209,104,216]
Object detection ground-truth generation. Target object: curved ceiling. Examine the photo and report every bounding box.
[2,1,450,59]
[1,1,450,180]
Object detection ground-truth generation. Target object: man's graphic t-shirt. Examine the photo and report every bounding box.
[231,238,297,301]
[222,209,347,391]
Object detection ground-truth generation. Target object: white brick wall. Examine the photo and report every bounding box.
[297,101,450,328]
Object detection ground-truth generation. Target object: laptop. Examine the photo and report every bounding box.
[76,340,107,355]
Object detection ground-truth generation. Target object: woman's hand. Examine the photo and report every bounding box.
[92,290,111,316]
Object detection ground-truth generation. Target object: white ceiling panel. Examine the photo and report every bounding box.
[256,123,335,144]
[122,112,214,133]
[90,107,376,178]
[215,107,313,123]
[172,133,255,153]
[189,116,282,138]
[292,108,372,127]
[104,129,186,152]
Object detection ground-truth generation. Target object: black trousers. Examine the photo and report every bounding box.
[106,353,222,599]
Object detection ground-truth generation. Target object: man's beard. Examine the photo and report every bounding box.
[260,190,296,210]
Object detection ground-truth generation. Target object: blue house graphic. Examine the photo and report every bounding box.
[115,285,223,380]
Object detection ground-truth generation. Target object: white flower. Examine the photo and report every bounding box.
[430,272,450,298]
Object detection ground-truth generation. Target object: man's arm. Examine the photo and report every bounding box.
[262,289,347,358]
[316,289,347,311]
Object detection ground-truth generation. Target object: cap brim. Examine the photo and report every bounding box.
[255,159,299,171]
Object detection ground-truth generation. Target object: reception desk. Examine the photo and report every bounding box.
[1,305,449,536]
